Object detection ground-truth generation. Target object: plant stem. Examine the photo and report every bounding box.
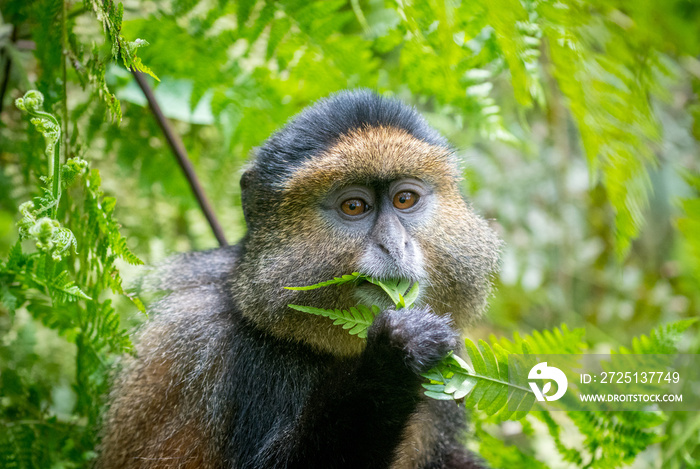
[0,26,16,116]
[350,0,370,34]
[61,0,68,152]
[56,0,68,217]
[457,370,533,394]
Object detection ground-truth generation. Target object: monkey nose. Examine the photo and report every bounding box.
[376,237,409,260]
[371,214,410,263]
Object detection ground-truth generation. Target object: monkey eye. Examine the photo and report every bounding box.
[393,191,419,210]
[340,198,369,216]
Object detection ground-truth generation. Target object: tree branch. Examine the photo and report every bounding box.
[131,70,228,247]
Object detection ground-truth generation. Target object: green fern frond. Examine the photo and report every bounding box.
[0,428,17,468]
[484,0,541,107]
[86,300,133,353]
[292,0,348,38]
[285,272,364,290]
[0,283,19,313]
[490,323,586,355]
[422,340,535,419]
[473,419,550,469]
[619,318,698,354]
[48,271,92,302]
[81,169,142,266]
[287,304,380,339]
[111,236,143,266]
[568,411,664,468]
[171,0,199,16]
[537,412,585,466]
[286,274,419,338]
[662,412,700,467]
[6,242,26,270]
[364,277,419,307]
[85,0,159,81]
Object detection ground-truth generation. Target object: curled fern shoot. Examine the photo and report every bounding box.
[16,90,62,215]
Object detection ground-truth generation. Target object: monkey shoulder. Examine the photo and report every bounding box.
[135,244,242,294]
[99,246,244,468]
[104,244,347,467]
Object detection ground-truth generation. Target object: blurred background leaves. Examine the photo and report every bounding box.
[0,0,699,467]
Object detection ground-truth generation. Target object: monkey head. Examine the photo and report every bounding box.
[231,90,501,356]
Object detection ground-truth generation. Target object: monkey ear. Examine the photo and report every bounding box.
[240,167,255,192]
[240,168,257,229]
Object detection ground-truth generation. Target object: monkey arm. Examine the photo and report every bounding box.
[255,307,457,469]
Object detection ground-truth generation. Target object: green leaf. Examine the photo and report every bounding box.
[287,303,379,339]
[491,323,586,355]
[85,0,159,81]
[422,337,535,417]
[364,277,418,307]
[47,271,92,302]
[285,272,364,290]
[402,281,420,308]
[237,0,258,30]
[619,318,698,354]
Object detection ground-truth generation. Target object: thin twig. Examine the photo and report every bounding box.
[0,26,17,116]
[130,70,228,247]
[58,0,68,217]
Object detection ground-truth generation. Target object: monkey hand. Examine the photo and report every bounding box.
[366,306,458,376]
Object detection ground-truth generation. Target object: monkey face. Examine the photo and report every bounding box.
[320,178,430,308]
[232,93,501,355]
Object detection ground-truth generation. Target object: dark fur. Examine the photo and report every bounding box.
[251,89,448,186]
[98,90,499,468]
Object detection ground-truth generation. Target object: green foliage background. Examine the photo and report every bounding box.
[0,0,699,467]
